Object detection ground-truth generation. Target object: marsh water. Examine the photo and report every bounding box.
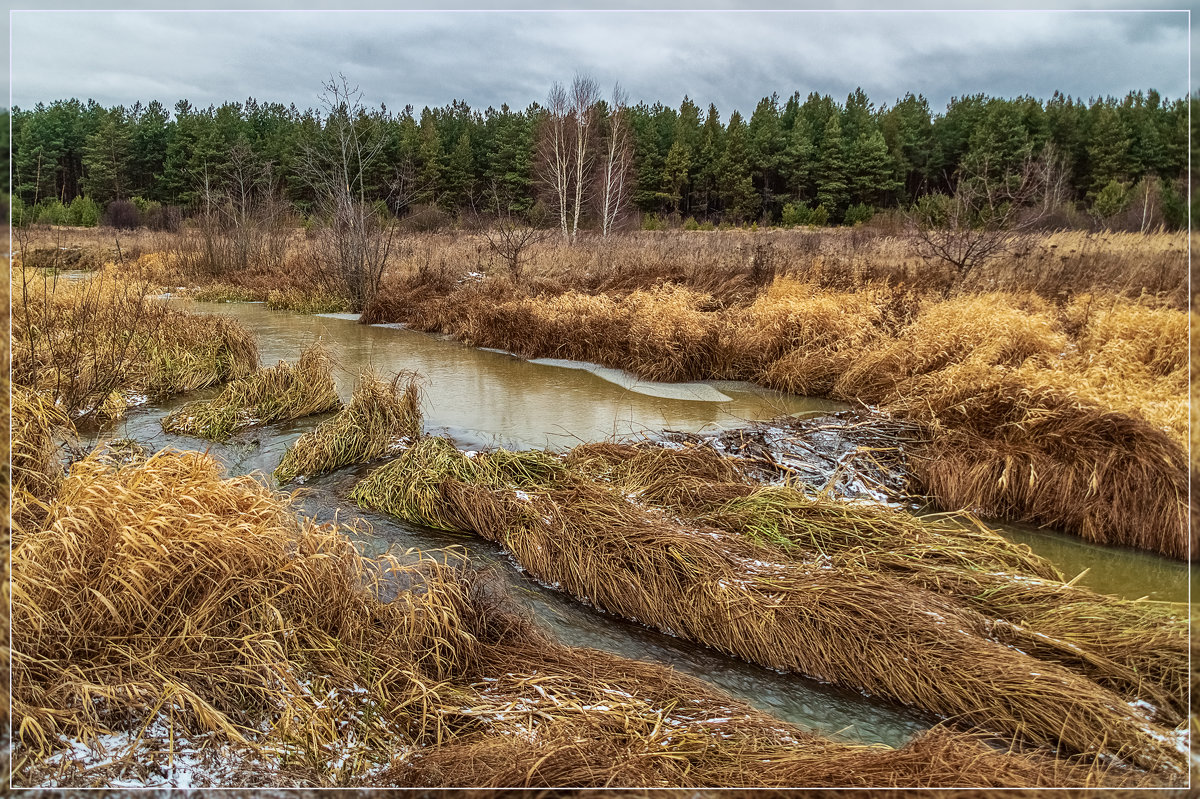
[88,298,1191,750]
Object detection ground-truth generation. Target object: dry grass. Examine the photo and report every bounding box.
[12,264,258,417]
[567,440,1190,727]
[891,367,1190,560]
[161,342,342,441]
[832,293,1067,403]
[350,438,1187,772]
[16,226,1190,560]
[12,450,1145,788]
[274,369,423,483]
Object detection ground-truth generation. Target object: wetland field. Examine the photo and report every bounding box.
[4,223,1195,791]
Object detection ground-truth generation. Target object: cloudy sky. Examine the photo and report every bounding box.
[5,2,1193,116]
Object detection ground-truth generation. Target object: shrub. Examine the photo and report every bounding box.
[843,203,875,226]
[67,196,101,227]
[641,213,665,231]
[1091,179,1130,220]
[781,202,811,227]
[35,200,69,226]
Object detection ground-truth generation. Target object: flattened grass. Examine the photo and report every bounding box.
[351,438,1187,771]
[274,369,423,483]
[11,449,1135,788]
[568,440,1189,727]
[161,342,341,441]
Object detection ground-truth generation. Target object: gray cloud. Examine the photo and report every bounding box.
[6,5,1191,117]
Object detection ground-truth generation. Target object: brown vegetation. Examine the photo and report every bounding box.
[12,450,1150,788]
[350,438,1188,771]
[274,369,423,483]
[161,342,341,441]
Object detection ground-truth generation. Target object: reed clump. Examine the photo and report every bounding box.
[274,369,423,483]
[351,438,1186,771]
[13,450,1138,788]
[11,449,478,782]
[730,279,892,392]
[161,342,342,441]
[832,293,1067,404]
[891,366,1190,560]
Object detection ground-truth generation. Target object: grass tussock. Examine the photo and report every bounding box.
[161,342,342,441]
[274,369,423,483]
[892,367,1190,560]
[266,287,354,314]
[10,386,72,535]
[12,450,1137,788]
[351,438,1186,771]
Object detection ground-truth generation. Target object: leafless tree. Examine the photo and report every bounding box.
[298,74,399,311]
[537,75,600,244]
[908,145,1066,280]
[481,183,553,279]
[597,84,634,238]
[189,143,291,278]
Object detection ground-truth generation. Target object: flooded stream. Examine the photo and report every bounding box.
[87,298,1191,750]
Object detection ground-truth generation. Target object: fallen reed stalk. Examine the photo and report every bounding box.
[274,369,423,483]
[161,342,341,440]
[350,438,1187,772]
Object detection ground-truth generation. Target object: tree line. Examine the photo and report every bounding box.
[5,81,1195,230]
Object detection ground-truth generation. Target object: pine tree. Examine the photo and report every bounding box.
[444,129,474,210]
[846,130,899,207]
[719,111,759,222]
[82,107,133,203]
[814,114,848,218]
[1087,104,1131,194]
[415,109,444,207]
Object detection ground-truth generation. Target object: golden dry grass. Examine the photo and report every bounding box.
[562,442,1189,726]
[12,450,1147,788]
[161,342,341,441]
[274,369,423,483]
[351,438,1187,771]
[12,265,258,417]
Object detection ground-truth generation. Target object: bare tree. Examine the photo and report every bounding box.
[569,75,601,241]
[908,145,1066,280]
[481,182,553,279]
[298,74,399,311]
[189,143,291,278]
[598,84,634,238]
[537,75,600,244]
[539,82,572,241]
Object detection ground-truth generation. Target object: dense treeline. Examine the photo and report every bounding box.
[6,86,1195,229]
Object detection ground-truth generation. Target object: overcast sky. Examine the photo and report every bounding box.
[5,3,1193,117]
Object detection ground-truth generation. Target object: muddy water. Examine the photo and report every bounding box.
[90,298,1190,750]
[993,521,1192,604]
[94,299,927,748]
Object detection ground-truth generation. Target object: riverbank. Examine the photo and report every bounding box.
[8,228,1192,787]
[29,225,1184,558]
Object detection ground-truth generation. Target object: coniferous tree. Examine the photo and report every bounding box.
[82,107,133,203]
[814,113,848,217]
